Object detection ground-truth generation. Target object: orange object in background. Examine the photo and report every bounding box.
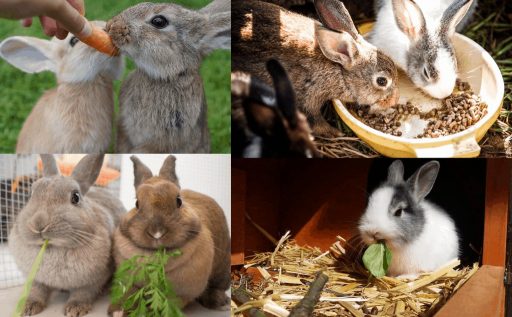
[36,157,120,187]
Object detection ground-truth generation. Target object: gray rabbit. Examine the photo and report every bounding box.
[107,0,230,153]
[9,155,125,317]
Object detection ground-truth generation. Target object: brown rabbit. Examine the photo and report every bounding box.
[109,155,230,315]
[232,59,320,157]
[232,0,399,138]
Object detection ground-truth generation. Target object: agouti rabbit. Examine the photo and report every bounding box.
[0,21,124,154]
[9,154,125,316]
[233,0,399,138]
[107,1,230,153]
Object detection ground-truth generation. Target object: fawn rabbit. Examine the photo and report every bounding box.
[8,154,125,316]
[233,0,399,138]
[110,155,230,314]
[370,0,476,99]
[0,21,124,153]
[358,160,459,277]
[232,59,320,158]
[107,1,230,153]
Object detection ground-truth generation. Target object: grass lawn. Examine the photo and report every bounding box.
[0,0,230,153]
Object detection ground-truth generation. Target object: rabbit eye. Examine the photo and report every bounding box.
[376,77,388,87]
[135,200,139,209]
[69,37,79,47]
[71,191,81,205]
[176,196,182,208]
[150,15,169,29]
[423,67,430,80]
[394,208,403,217]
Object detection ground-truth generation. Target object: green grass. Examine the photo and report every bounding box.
[0,0,230,153]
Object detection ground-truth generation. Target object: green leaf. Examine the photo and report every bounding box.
[13,240,49,317]
[362,243,393,278]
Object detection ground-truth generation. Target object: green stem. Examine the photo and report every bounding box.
[12,239,49,317]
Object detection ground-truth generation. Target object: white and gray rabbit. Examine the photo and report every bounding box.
[358,160,459,277]
[0,21,125,153]
[370,0,477,99]
[107,0,230,153]
[8,154,125,317]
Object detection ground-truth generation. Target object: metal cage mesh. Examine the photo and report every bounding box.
[0,155,121,289]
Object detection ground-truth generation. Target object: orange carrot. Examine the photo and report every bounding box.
[78,24,119,56]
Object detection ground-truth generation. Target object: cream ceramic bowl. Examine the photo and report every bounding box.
[333,33,504,157]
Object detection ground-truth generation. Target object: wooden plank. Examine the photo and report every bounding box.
[435,265,505,317]
[483,159,510,266]
[231,167,246,266]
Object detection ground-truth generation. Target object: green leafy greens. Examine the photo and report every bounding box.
[13,239,49,317]
[111,249,184,317]
[362,243,392,278]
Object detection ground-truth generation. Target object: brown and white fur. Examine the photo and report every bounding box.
[107,1,230,153]
[8,154,125,317]
[0,21,124,154]
[233,0,399,138]
[109,155,230,315]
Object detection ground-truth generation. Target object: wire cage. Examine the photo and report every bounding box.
[0,155,121,289]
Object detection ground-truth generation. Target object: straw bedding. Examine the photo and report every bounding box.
[231,234,478,317]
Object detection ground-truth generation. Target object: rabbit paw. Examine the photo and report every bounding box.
[312,122,342,138]
[64,301,92,317]
[198,288,230,310]
[23,299,46,316]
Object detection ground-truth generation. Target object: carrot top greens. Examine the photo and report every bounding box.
[111,248,184,317]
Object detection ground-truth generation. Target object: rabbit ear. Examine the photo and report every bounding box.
[40,155,60,177]
[159,155,180,187]
[440,0,473,37]
[195,11,230,56]
[130,156,153,188]
[266,59,298,129]
[387,160,404,185]
[316,26,361,70]
[315,0,359,39]
[199,0,230,14]
[71,154,104,194]
[0,36,56,74]
[407,161,440,202]
[391,0,426,42]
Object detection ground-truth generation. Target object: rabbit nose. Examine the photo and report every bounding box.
[28,223,50,234]
[147,229,168,240]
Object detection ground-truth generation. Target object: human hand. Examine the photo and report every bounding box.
[0,0,86,39]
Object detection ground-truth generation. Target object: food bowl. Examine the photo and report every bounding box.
[334,33,504,157]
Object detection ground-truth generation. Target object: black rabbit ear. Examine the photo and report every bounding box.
[40,154,60,177]
[266,59,297,129]
[407,161,440,202]
[130,155,153,188]
[231,71,277,108]
[440,0,473,36]
[391,0,426,42]
[159,155,180,187]
[314,0,359,39]
[72,154,104,194]
[388,160,404,185]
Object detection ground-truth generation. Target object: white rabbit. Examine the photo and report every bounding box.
[370,0,476,99]
[358,160,459,277]
[0,21,125,153]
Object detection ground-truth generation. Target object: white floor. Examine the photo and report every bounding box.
[0,286,229,317]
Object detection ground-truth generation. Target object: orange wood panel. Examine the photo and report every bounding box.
[435,265,505,317]
[483,159,510,266]
[279,159,372,250]
[231,168,246,265]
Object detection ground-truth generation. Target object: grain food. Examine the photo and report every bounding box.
[348,79,488,138]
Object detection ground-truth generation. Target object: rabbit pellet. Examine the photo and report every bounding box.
[349,80,488,138]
